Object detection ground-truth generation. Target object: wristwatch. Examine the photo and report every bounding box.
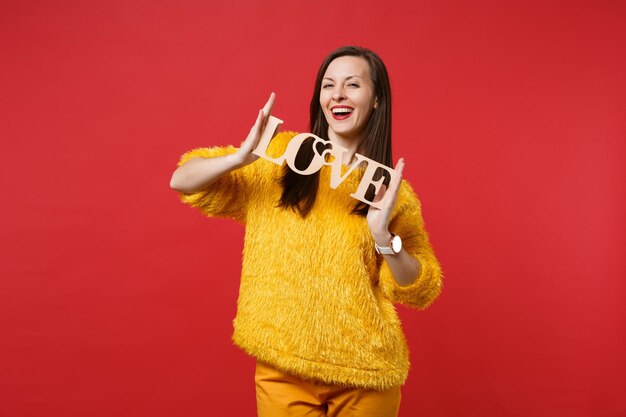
[375,234,402,255]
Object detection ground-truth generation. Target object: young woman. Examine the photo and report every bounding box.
[170,46,443,417]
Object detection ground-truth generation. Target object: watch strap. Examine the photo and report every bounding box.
[375,234,400,255]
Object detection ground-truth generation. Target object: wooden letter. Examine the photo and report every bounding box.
[283,133,327,175]
[319,143,367,189]
[252,115,400,208]
[351,160,398,209]
[252,115,285,164]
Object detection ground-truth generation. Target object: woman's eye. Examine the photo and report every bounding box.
[322,84,333,89]
[348,83,359,87]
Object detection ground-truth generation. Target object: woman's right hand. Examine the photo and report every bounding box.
[170,92,276,193]
[234,92,276,167]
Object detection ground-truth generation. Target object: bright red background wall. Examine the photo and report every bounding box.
[1,1,624,416]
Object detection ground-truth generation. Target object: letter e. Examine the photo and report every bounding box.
[351,161,398,209]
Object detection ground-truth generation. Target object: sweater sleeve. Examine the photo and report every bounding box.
[175,131,297,222]
[176,145,255,223]
[377,181,443,310]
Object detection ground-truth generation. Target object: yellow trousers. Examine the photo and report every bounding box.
[255,361,401,417]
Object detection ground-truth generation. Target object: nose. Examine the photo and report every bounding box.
[332,86,345,101]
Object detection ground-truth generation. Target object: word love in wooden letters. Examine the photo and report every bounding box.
[252,116,398,209]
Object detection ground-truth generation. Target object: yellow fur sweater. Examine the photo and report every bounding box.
[176,131,442,390]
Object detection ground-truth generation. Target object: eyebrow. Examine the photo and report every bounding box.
[323,75,363,81]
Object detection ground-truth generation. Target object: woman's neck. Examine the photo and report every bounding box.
[327,131,363,166]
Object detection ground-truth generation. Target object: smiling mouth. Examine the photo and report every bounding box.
[331,107,353,120]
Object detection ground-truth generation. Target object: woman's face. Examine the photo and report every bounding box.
[320,56,378,146]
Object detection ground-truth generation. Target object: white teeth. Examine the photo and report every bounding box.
[332,108,353,114]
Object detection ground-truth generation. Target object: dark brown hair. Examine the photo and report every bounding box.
[278,45,393,216]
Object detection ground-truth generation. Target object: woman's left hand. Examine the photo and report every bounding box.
[366,158,405,242]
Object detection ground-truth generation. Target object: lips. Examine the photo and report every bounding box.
[331,106,354,120]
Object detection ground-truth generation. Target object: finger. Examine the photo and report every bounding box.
[262,92,275,117]
[381,158,405,207]
[250,108,263,131]
[391,158,405,189]
[245,109,264,143]
[260,93,275,134]
[372,184,387,204]
[395,157,405,178]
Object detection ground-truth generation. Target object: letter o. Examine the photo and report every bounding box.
[284,133,327,175]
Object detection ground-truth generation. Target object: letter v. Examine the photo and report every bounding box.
[321,143,367,189]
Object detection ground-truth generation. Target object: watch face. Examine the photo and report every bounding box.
[391,235,402,253]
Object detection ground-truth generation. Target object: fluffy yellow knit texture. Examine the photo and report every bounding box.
[177,131,442,390]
